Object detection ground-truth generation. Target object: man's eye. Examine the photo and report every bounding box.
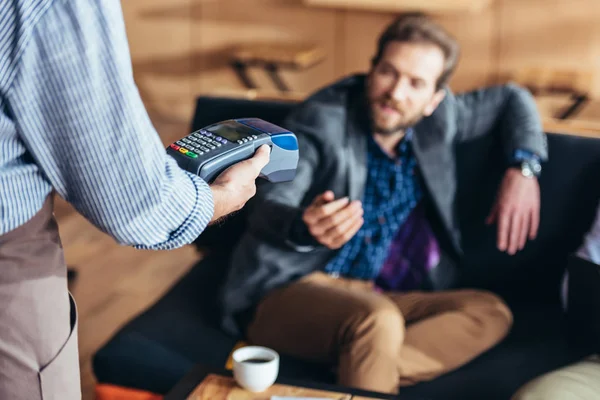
[412,79,425,89]
[378,65,395,75]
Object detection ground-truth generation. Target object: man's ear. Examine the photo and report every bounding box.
[423,89,446,116]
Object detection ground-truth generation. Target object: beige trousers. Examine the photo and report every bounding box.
[0,196,81,399]
[247,271,513,394]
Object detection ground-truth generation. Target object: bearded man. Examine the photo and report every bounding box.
[218,12,547,394]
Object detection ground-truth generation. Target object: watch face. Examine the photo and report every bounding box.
[521,161,534,177]
[522,167,533,177]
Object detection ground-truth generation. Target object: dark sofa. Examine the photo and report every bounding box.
[93,95,600,400]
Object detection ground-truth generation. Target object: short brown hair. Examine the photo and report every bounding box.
[372,12,460,90]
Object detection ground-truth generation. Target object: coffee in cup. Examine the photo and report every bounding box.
[232,346,279,392]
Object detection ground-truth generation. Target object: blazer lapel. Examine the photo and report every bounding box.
[412,104,461,253]
[345,100,368,201]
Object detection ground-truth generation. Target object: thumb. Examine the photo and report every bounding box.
[251,145,271,169]
[314,190,335,206]
[322,190,335,202]
[237,145,270,176]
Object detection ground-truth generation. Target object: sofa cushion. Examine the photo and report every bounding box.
[93,255,590,399]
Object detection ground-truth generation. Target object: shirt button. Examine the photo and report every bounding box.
[364,235,372,244]
[378,216,386,224]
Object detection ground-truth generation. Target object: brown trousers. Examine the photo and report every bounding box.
[247,272,513,394]
[0,196,80,399]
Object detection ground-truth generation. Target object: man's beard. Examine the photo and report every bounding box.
[370,98,425,135]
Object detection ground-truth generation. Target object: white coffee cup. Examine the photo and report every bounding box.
[232,346,280,392]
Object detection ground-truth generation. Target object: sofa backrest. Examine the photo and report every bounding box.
[453,128,600,302]
[190,95,600,303]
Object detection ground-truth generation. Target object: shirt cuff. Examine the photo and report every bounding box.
[511,148,541,164]
[134,172,214,250]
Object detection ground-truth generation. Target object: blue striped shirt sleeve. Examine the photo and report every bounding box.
[6,0,214,250]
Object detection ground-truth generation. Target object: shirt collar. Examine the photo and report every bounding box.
[368,128,414,161]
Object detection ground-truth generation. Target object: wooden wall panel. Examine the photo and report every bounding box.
[497,0,600,96]
[120,0,600,121]
[191,0,339,98]
[339,9,496,93]
[435,8,498,91]
[121,0,195,122]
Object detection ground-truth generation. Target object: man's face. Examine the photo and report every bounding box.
[367,41,446,135]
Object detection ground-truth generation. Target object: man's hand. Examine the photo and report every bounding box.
[302,190,363,249]
[209,145,271,223]
[486,168,540,255]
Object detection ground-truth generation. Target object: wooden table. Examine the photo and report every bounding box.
[165,365,399,400]
[186,374,351,400]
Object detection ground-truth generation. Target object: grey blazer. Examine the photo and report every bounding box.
[219,74,548,336]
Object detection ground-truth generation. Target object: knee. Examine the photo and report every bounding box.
[460,290,514,338]
[512,360,600,400]
[511,375,571,400]
[343,298,405,348]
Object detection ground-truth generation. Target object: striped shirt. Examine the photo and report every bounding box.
[0,0,214,249]
[324,129,422,280]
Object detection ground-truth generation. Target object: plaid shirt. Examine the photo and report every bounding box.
[324,129,422,280]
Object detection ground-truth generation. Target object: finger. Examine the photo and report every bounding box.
[305,197,349,224]
[317,202,363,236]
[309,201,361,236]
[497,208,511,252]
[519,211,529,250]
[508,213,521,255]
[322,210,363,241]
[529,204,540,240]
[249,145,271,171]
[224,145,270,179]
[486,202,498,225]
[313,190,335,207]
[329,216,364,249]
[314,197,356,220]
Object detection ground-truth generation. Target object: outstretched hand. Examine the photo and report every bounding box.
[302,190,364,249]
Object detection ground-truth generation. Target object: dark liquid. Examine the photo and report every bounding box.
[242,358,272,364]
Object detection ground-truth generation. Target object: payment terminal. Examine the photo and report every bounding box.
[166,118,299,183]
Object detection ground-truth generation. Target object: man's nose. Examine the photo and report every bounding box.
[390,78,410,102]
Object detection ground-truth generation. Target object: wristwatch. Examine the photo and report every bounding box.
[511,159,542,178]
